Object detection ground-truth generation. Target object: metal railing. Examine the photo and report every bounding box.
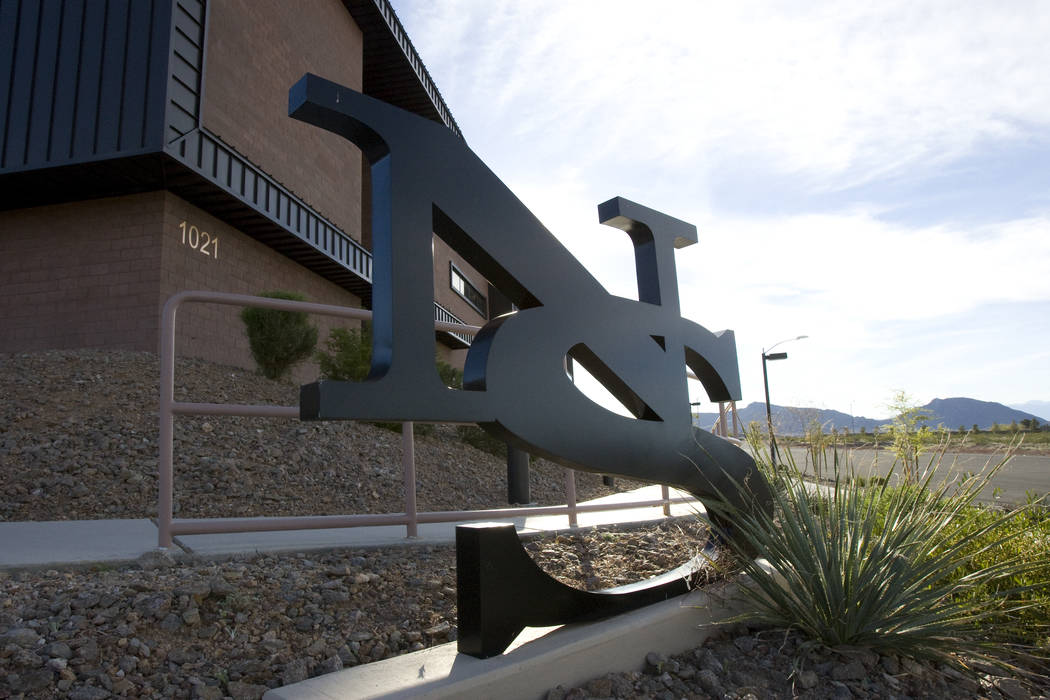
[710,400,741,439]
[158,291,695,548]
[433,301,473,346]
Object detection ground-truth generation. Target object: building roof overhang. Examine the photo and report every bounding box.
[345,0,462,139]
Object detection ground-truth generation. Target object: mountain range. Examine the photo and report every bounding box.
[694,397,1047,436]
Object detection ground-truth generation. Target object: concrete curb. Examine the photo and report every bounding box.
[264,586,745,700]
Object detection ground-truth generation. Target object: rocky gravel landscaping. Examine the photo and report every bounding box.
[0,350,645,523]
[550,626,1046,700]
[0,521,711,699]
[2,350,1048,698]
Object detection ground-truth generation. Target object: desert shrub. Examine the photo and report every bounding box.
[942,497,1050,651]
[701,441,1050,671]
[317,325,372,381]
[316,324,463,389]
[436,360,463,391]
[456,425,508,460]
[884,390,935,481]
[315,325,464,436]
[240,291,318,380]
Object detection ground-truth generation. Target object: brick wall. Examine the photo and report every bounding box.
[159,193,363,381]
[203,0,365,241]
[0,193,164,353]
[432,235,489,326]
[0,192,364,382]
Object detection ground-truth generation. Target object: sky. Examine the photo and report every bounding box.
[390,0,1050,420]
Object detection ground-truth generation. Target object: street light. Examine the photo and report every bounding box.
[762,335,808,464]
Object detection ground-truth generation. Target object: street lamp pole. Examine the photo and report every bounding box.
[761,335,808,464]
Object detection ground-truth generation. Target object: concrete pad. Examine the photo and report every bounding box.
[0,485,705,568]
[0,519,159,570]
[174,486,704,557]
[521,485,703,532]
[174,521,464,556]
[264,586,744,700]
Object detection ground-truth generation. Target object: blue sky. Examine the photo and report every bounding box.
[391,0,1050,419]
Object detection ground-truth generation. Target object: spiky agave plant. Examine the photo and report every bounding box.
[699,441,1048,672]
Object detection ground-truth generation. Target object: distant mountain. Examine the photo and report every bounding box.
[923,397,1045,431]
[694,402,886,436]
[1009,401,1050,422]
[694,397,1046,436]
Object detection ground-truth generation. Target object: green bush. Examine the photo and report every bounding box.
[316,324,463,389]
[436,360,463,391]
[884,390,937,482]
[240,291,318,380]
[315,325,464,436]
[456,425,508,460]
[701,440,1050,671]
[317,325,372,381]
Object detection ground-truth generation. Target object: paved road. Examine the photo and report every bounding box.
[783,447,1050,506]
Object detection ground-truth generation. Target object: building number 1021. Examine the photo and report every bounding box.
[179,220,219,259]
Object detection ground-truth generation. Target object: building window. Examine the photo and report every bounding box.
[450,262,487,316]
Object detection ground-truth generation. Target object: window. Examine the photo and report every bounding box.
[450,262,487,316]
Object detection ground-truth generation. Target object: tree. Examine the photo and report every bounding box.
[991,422,1001,433]
[972,423,980,433]
[1010,420,1019,434]
[886,390,934,482]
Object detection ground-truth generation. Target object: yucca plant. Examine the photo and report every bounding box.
[699,438,1049,673]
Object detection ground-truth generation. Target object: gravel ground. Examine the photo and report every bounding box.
[0,350,639,522]
[550,626,1048,700]
[2,350,1048,698]
[0,521,711,699]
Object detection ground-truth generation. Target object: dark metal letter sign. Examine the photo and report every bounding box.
[289,74,772,655]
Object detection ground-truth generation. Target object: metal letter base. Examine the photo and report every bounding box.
[456,522,708,658]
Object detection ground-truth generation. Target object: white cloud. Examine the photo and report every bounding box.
[392,0,1050,416]
[685,212,1050,325]
[401,1,1050,189]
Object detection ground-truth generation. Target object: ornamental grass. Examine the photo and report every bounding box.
[699,437,1050,674]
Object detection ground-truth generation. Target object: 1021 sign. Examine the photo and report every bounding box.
[178,220,219,259]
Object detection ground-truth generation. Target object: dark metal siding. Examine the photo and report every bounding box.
[0,0,173,174]
[166,0,204,142]
[167,128,374,299]
[344,0,462,138]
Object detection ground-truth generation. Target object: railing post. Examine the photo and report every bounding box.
[565,469,578,528]
[402,422,418,538]
[157,295,179,549]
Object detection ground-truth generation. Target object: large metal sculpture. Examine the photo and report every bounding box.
[289,73,772,656]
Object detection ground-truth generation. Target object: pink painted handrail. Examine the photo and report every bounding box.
[157,291,698,548]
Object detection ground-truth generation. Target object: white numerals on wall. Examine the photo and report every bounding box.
[179,220,219,259]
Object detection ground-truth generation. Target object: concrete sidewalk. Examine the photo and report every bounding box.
[0,485,703,570]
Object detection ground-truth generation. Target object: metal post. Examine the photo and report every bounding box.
[565,469,578,528]
[402,422,418,538]
[762,352,776,464]
[158,297,178,549]
[507,445,531,504]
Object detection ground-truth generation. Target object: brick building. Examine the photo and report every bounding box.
[0,0,497,372]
